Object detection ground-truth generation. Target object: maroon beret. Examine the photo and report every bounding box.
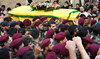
[33,16,40,21]
[10,38,22,48]
[34,20,41,28]
[50,17,56,21]
[40,16,47,22]
[62,19,68,24]
[0,34,9,43]
[82,37,94,43]
[88,43,100,56]
[46,51,56,59]
[23,19,31,26]
[78,18,85,25]
[55,32,66,41]
[52,43,62,53]
[46,29,55,38]
[12,33,22,40]
[16,46,30,57]
[59,42,69,56]
[40,39,50,48]
[91,19,96,25]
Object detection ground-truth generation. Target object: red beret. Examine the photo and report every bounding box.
[46,51,56,59]
[40,39,50,48]
[50,17,56,21]
[62,19,68,24]
[78,18,85,25]
[0,34,9,43]
[91,19,96,25]
[59,42,69,56]
[55,32,66,41]
[16,46,30,57]
[46,29,55,38]
[12,33,22,40]
[34,20,41,28]
[89,43,100,56]
[33,16,40,21]
[52,43,61,53]
[82,37,94,43]
[52,42,69,56]
[23,19,31,26]
[40,16,47,22]
[10,38,22,48]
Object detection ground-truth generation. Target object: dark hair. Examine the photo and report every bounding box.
[48,20,56,27]
[21,51,35,59]
[30,29,39,39]
[22,37,33,46]
[60,24,69,32]
[7,7,11,11]
[18,28,25,35]
[0,48,9,59]
[91,25,100,35]
[45,1,50,3]
[7,28,17,37]
[1,5,5,8]
[16,3,21,6]
[4,18,12,22]
[80,14,86,17]
[76,3,80,5]
[76,27,88,38]
[68,25,77,35]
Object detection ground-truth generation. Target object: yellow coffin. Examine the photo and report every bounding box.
[8,6,80,22]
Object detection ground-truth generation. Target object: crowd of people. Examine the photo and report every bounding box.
[0,0,100,59]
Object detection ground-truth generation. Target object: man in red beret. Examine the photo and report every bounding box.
[40,39,54,58]
[55,32,67,43]
[33,21,46,41]
[40,16,48,31]
[0,34,11,48]
[33,16,40,23]
[46,29,57,45]
[40,16,48,25]
[10,38,24,59]
[12,33,22,40]
[16,46,35,59]
[23,19,32,32]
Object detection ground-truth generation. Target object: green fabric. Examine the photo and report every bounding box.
[67,10,79,20]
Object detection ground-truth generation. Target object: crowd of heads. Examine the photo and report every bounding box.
[0,0,100,59]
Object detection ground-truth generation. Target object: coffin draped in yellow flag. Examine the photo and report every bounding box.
[8,6,80,22]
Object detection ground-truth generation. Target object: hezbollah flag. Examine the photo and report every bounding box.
[8,6,80,22]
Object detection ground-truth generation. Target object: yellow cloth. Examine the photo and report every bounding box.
[9,6,80,22]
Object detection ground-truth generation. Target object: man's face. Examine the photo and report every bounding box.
[93,6,98,12]
[39,24,43,30]
[76,5,79,8]
[80,7,84,12]
[43,20,48,25]
[1,7,5,11]
[50,24,56,31]
[64,3,68,7]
